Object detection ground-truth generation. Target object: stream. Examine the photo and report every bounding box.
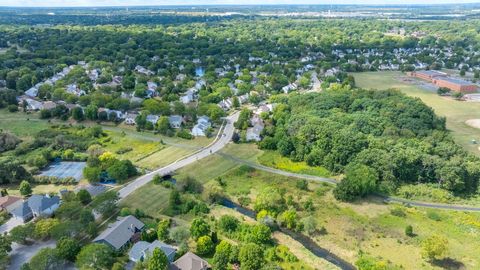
[221,199,356,270]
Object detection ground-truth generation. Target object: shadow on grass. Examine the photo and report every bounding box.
[432,258,465,270]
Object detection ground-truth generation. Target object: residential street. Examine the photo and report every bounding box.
[8,240,57,270]
[118,111,240,200]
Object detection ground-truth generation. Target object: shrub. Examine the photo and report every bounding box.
[426,211,442,221]
[390,207,406,218]
[405,225,414,237]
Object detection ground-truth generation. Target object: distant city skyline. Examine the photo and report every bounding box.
[1,0,479,7]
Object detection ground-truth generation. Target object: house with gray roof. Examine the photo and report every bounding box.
[146,115,159,125]
[129,240,176,263]
[27,194,60,218]
[93,215,145,250]
[191,116,211,137]
[9,194,60,222]
[10,202,33,223]
[171,252,209,270]
[168,115,183,129]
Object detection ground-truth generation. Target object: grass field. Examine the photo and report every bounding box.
[258,150,332,178]
[0,109,50,138]
[353,71,480,156]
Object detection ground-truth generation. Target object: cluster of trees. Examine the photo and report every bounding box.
[83,149,137,184]
[262,88,480,200]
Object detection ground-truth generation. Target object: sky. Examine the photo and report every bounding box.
[0,0,479,7]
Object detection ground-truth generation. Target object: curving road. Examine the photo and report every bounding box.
[118,111,239,199]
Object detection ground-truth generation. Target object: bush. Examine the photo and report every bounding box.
[196,235,214,255]
[426,210,442,221]
[177,129,193,140]
[405,225,414,237]
[390,207,406,218]
[7,104,18,112]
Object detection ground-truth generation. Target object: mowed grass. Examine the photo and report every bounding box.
[353,71,480,155]
[0,109,50,138]
[120,182,170,219]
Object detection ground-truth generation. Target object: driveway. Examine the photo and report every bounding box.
[8,240,56,270]
[0,218,23,234]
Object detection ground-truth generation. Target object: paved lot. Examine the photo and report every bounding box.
[40,161,86,181]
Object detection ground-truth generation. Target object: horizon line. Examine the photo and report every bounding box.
[1,3,480,8]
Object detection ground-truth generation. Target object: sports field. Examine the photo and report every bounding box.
[353,71,480,156]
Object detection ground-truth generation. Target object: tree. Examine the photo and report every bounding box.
[83,166,101,183]
[169,226,190,245]
[156,116,170,135]
[34,218,60,239]
[278,210,298,231]
[239,243,264,270]
[19,180,32,196]
[190,218,210,240]
[29,248,64,270]
[218,215,239,234]
[253,187,285,215]
[85,104,98,120]
[57,237,81,262]
[213,240,235,270]
[405,225,414,237]
[146,247,169,270]
[196,235,214,255]
[75,243,114,270]
[71,107,85,121]
[157,219,170,241]
[247,224,271,245]
[76,189,92,205]
[10,223,34,244]
[333,164,378,202]
[0,234,11,268]
[112,262,125,270]
[421,235,448,261]
[301,216,318,235]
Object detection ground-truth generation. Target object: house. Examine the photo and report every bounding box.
[282,83,298,94]
[146,115,159,125]
[0,196,22,213]
[124,113,138,125]
[20,97,43,111]
[246,121,265,142]
[66,84,86,96]
[180,89,195,104]
[135,65,154,76]
[191,116,211,137]
[171,252,209,270]
[10,194,60,222]
[146,82,158,98]
[169,115,183,129]
[10,202,33,222]
[129,240,176,263]
[93,215,145,250]
[25,86,39,97]
[27,194,61,218]
[42,101,57,110]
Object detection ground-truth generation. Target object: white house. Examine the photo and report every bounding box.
[191,116,211,137]
[168,115,183,129]
[124,113,138,125]
[146,115,159,125]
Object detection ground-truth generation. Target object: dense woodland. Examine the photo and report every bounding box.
[262,88,480,200]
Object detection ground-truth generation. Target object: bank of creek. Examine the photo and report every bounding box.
[221,199,356,270]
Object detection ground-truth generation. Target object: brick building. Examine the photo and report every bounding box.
[411,70,447,81]
[411,70,478,93]
[433,77,478,93]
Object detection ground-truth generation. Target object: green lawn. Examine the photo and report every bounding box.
[120,181,171,219]
[0,109,50,138]
[258,150,332,178]
[353,71,480,156]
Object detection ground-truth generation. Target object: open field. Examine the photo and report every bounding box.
[352,71,480,156]
[258,150,332,178]
[0,109,50,138]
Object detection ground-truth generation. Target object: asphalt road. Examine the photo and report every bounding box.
[118,112,240,200]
